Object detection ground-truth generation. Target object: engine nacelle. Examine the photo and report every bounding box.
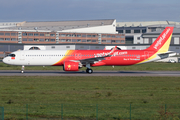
[63,61,79,71]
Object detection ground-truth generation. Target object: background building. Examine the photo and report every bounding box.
[1,20,180,59]
[0,19,125,45]
[116,21,180,45]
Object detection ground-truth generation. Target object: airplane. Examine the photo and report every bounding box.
[3,27,174,74]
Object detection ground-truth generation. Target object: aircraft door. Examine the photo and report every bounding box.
[144,51,153,60]
[20,51,25,61]
[75,53,82,59]
[144,51,148,59]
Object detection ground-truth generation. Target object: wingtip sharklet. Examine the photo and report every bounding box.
[107,46,117,56]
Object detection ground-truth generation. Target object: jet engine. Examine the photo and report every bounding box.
[63,61,79,71]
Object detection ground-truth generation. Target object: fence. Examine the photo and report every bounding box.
[3,104,180,120]
[0,107,4,120]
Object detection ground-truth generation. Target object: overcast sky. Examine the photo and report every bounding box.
[0,0,180,22]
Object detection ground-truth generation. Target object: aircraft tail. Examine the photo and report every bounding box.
[146,27,174,53]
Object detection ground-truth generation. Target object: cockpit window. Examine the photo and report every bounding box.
[8,54,16,57]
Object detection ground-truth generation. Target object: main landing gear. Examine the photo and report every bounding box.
[21,65,25,73]
[86,64,93,74]
[86,68,93,74]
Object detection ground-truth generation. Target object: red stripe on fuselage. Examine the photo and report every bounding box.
[53,50,155,66]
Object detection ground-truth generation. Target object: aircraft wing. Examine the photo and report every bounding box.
[71,46,117,65]
[79,56,106,65]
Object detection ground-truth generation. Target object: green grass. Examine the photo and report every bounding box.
[1,62,180,71]
[0,76,180,119]
[1,76,180,105]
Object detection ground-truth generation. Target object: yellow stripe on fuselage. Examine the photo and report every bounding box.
[53,50,72,65]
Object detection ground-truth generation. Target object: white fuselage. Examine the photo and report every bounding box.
[3,50,67,66]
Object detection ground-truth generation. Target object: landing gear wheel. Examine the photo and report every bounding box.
[86,68,93,74]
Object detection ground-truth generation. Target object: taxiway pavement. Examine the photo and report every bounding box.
[0,70,180,76]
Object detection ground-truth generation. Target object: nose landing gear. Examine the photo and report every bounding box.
[21,65,25,73]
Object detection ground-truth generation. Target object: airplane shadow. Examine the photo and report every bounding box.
[0,70,148,74]
[1,70,180,76]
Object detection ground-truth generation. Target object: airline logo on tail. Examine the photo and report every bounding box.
[154,28,170,50]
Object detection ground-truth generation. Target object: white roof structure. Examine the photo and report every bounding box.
[116,21,180,27]
[0,22,20,28]
[0,19,117,34]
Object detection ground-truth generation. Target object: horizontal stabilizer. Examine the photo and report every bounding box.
[157,51,176,59]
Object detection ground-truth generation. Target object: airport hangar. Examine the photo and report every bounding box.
[0,19,180,59]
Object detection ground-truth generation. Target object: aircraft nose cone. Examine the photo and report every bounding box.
[2,57,7,64]
[2,58,5,63]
